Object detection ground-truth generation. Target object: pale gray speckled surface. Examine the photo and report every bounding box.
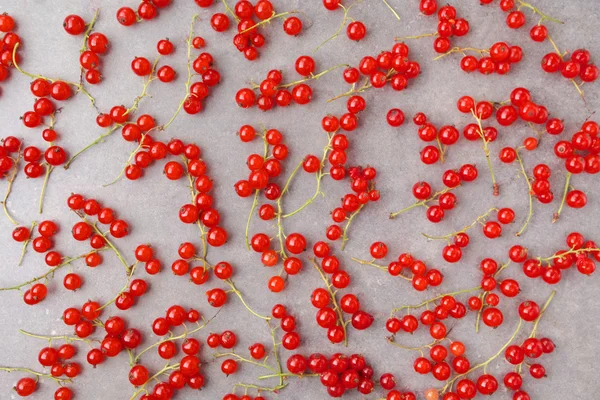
[1,0,599,399]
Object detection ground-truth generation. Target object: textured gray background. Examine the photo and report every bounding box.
[1,0,599,399]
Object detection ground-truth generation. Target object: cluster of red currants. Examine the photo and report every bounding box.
[216,0,302,60]
[236,65,314,110]
[502,336,555,399]
[432,5,470,54]
[520,232,599,284]
[377,245,445,292]
[343,42,421,92]
[117,0,173,26]
[556,120,600,179]
[22,77,71,131]
[541,48,598,83]
[0,136,20,177]
[414,167,478,224]
[460,42,523,75]
[234,127,288,199]
[312,241,374,343]
[25,345,79,399]
[68,194,130,239]
[63,14,109,85]
[0,13,21,96]
[414,116,461,164]
[325,166,380,243]
[287,353,385,397]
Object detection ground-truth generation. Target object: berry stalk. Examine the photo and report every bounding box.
[552,172,572,223]
[517,0,564,24]
[382,0,401,20]
[17,221,37,266]
[422,207,498,243]
[161,15,200,131]
[433,47,489,61]
[351,258,412,281]
[515,150,534,236]
[0,253,86,291]
[19,329,99,346]
[0,366,71,384]
[389,188,453,219]
[314,1,360,53]
[341,204,364,251]
[12,43,96,107]
[37,165,54,214]
[390,286,481,314]
[1,147,21,225]
[282,133,333,218]
[471,110,499,195]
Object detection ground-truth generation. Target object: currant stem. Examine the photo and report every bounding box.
[1,147,21,225]
[529,290,556,338]
[241,10,300,36]
[282,133,332,218]
[258,372,319,380]
[517,0,563,24]
[390,286,481,314]
[351,258,412,281]
[311,258,348,346]
[471,110,498,195]
[387,337,439,355]
[434,47,489,61]
[389,188,454,219]
[327,77,371,103]
[0,366,71,384]
[440,319,524,394]
[0,254,86,291]
[87,221,131,275]
[160,15,199,132]
[279,64,349,89]
[19,329,98,345]
[129,362,180,400]
[104,133,149,187]
[245,190,259,251]
[38,165,53,214]
[233,382,287,392]
[267,320,284,387]
[17,221,37,266]
[276,159,304,258]
[314,1,360,53]
[225,279,271,321]
[382,0,401,20]
[221,0,241,23]
[515,150,534,236]
[12,43,96,107]
[552,172,572,223]
[536,247,600,264]
[64,124,121,169]
[183,159,209,261]
[214,352,277,372]
[395,32,438,41]
[341,204,364,251]
[422,207,498,241]
[124,57,161,117]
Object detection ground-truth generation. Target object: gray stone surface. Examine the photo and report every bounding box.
[1,0,599,399]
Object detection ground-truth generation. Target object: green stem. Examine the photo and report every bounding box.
[38,165,54,214]
[341,204,364,251]
[552,172,572,223]
[245,190,259,251]
[161,15,200,131]
[0,254,85,291]
[64,124,121,169]
[391,286,481,314]
[515,150,534,236]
